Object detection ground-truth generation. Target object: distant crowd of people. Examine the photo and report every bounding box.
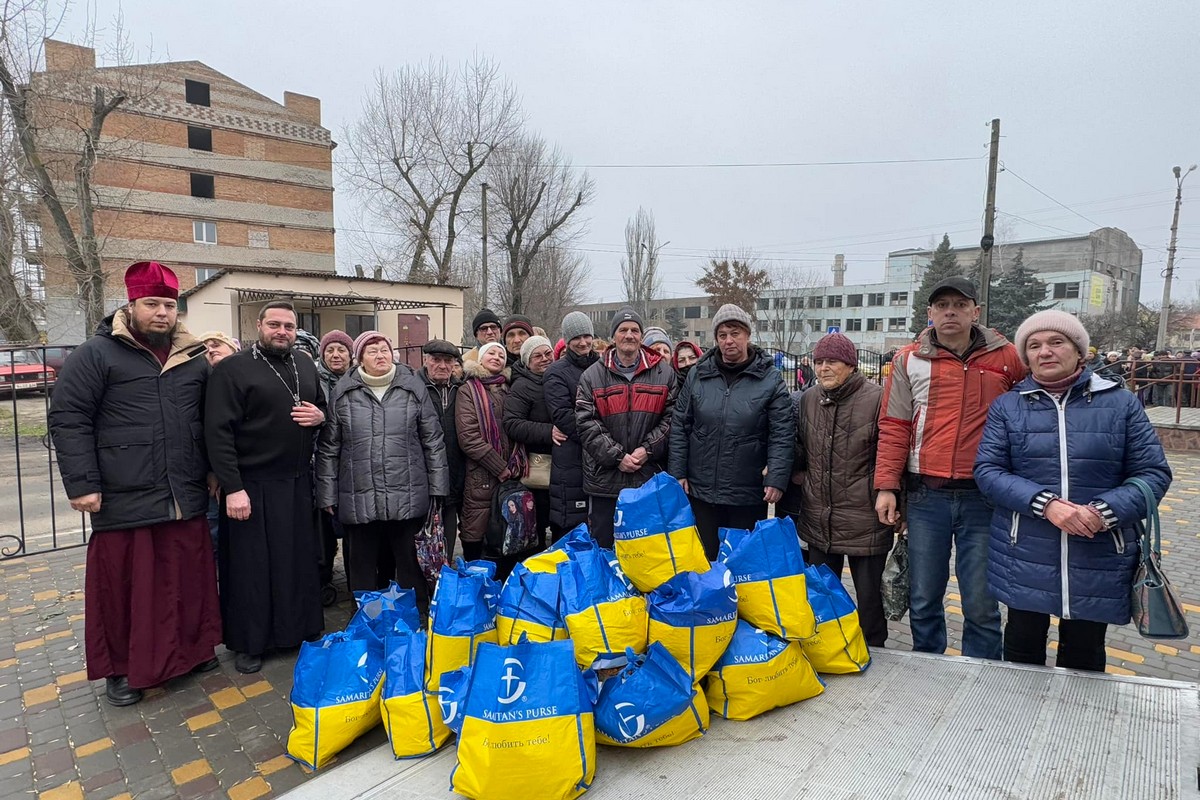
[49,261,1171,709]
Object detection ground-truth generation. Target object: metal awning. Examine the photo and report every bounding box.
[230,287,455,341]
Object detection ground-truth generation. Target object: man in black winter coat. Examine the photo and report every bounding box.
[544,312,599,537]
[419,339,465,558]
[669,303,794,559]
[48,261,221,706]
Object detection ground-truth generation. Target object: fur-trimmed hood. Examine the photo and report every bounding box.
[463,357,511,382]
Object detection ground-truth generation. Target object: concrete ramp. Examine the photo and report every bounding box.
[285,649,1200,799]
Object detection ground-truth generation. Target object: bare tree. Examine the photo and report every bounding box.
[341,57,522,284]
[621,207,661,320]
[492,246,588,335]
[487,133,593,316]
[0,101,40,342]
[0,3,160,335]
[763,262,827,353]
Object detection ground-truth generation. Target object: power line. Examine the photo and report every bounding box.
[1001,164,1107,229]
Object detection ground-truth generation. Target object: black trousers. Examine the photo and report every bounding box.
[804,544,889,648]
[344,518,429,616]
[1004,607,1108,672]
[588,495,619,549]
[689,496,768,561]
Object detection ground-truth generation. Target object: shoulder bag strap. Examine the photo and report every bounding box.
[1123,476,1159,562]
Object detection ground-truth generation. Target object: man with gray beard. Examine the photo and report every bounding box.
[205,301,327,674]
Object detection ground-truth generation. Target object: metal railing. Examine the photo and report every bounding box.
[0,344,89,559]
[1121,357,1200,425]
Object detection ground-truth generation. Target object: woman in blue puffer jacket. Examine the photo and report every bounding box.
[974,310,1171,672]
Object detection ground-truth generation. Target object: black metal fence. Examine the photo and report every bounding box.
[0,344,89,560]
[0,340,893,560]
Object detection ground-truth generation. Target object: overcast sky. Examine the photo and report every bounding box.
[61,0,1200,304]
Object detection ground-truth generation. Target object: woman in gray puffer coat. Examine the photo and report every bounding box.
[316,331,448,614]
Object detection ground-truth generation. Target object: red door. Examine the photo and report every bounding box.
[395,314,430,369]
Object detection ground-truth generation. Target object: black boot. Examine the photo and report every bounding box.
[105,676,143,707]
[191,657,220,674]
[234,653,263,674]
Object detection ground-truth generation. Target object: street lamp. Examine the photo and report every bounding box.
[1156,164,1197,353]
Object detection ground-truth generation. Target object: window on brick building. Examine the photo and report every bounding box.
[1053,282,1080,299]
[187,126,213,151]
[808,296,824,309]
[190,173,215,199]
[847,294,864,307]
[868,292,885,305]
[684,306,701,319]
[195,267,219,284]
[846,318,863,331]
[756,298,770,311]
[185,80,210,107]
[827,294,843,308]
[888,317,907,331]
[867,318,883,331]
[193,221,217,245]
[890,292,908,305]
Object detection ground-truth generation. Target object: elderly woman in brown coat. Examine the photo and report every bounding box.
[780,332,892,647]
[455,341,516,568]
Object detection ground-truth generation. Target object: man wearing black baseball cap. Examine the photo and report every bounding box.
[874,275,1025,662]
[927,276,977,305]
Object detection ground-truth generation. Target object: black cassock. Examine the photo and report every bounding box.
[205,346,326,655]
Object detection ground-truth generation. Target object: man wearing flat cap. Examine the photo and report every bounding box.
[49,261,222,706]
[874,276,1025,660]
[419,339,465,558]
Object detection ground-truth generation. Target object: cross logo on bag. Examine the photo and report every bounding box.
[498,658,527,705]
[439,687,459,724]
[615,702,646,740]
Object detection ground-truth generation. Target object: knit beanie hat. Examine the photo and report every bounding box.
[319,330,354,358]
[472,308,501,335]
[812,332,858,367]
[561,311,594,343]
[199,330,240,352]
[712,303,753,334]
[520,335,553,366]
[610,306,644,337]
[502,314,535,339]
[1013,310,1090,365]
[353,330,393,363]
[642,326,671,349]
[478,341,507,363]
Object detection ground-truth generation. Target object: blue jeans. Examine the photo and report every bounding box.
[905,482,1002,659]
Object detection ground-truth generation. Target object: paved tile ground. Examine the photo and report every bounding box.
[1,453,1198,799]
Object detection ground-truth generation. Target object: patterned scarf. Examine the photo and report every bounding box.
[468,374,527,477]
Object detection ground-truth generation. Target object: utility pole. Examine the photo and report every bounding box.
[978,118,1000,327]
[480,182,489,309]
[1156,164,1196,352]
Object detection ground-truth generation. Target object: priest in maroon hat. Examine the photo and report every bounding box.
[48,261,222,706]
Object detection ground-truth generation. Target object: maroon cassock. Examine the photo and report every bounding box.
[84,516,222,688]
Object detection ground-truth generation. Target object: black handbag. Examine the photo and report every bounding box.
[1126,477,1189,640]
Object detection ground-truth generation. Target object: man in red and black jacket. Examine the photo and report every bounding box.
[576,306,678,546]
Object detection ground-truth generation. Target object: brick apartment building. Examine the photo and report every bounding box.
[28,39,335,342]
